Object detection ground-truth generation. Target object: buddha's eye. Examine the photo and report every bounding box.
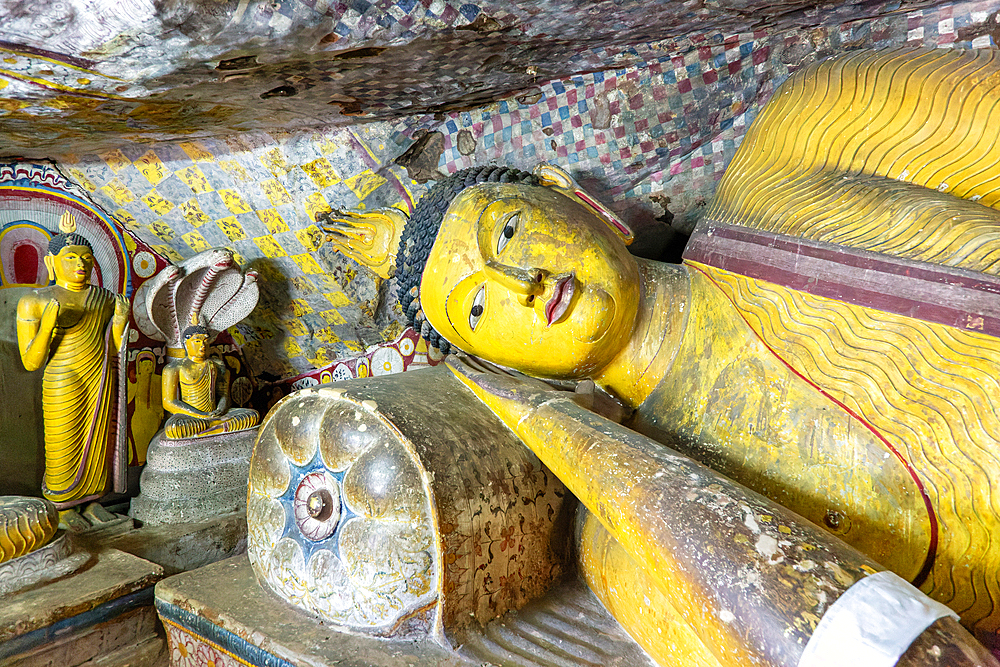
[469,285,486,330]
[496,213,519,254]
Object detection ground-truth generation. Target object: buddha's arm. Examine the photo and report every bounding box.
[16,295,58,372]
[445,355,988,667]
[161,364,210,418]
[212,360,230,416]
[110,294,129,353]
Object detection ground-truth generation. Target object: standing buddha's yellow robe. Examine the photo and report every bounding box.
[41,286,124,506]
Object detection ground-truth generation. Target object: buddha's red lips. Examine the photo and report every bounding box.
[545,273,575,326]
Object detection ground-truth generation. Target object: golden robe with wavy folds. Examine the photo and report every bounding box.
[41,286,125,506]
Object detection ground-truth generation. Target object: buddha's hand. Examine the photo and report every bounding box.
[40,298,59,332]
[445,354,573,429]
[113,294,129,323]
[318,207,406,280]
[446,354,631,424]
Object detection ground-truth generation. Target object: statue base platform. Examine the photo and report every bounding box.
[130,427,259,526]
[0,546,165,666]
[0,531,88,597]
[154,555,655,667]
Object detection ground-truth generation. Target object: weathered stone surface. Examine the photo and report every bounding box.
[156,555,652,667]
[0,548,163,644]
[105,512,247,576]
[130,428,257,526]
[4,605,166,667]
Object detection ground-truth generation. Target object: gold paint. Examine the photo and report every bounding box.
[178,141,215,163]
[179,198,212,227]
[578,510,724,667]
[421,183,641,379]
[161,331,258,439]
[148,221,175,242]
[284,318,308,336]
[176,166,214,193]
[260,179,293,207]
[216,216,246,241]
[127,352,162,464]
[219,160,249,183]
[261,148,289,177]
[709,48,1000,273]
[257,208,290,234]
[135,150,168,185]
[343,169,387,200]
[141,189,174,215]
[699,262,1000,631]
[304,192,332,221]
[99,149,131,173]
[182,230,211,253]
[219,189,252,215]
[114,208,139,229]
[636,267,931,580]
[254,236,287,258]
[324,291,351,308]
[321,207,406,280]
[302,158,341,188]
[152,244,182,262]
[290,299,314,316]
[292,253,324,275]
[100,178,135,205]
[284,338,303,356]
[16,235,129,505]
[321,309,347,325]
[295,225,323,252]
[0,498,57,563]
[67,168,96,192]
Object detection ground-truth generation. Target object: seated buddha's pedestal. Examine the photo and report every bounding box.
[129,427,259,527]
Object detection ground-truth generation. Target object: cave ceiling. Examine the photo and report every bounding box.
[0,0,967,156]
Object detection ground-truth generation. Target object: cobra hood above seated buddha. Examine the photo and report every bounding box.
[321,47,1000,652]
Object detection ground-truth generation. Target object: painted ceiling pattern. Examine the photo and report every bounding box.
[0,0,996,379]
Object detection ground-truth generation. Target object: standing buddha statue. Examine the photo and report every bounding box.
[15,212,129,512]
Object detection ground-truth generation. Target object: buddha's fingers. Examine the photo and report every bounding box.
[317,208,406,279]
[445,353,558,408]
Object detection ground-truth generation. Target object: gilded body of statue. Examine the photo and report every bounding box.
[16,213,129,509]
[161,325,258,439]
[320,48,1000,659]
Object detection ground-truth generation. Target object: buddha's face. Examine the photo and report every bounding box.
[420,183,641,378]
[185,333,209,361]
[47,244,94,287]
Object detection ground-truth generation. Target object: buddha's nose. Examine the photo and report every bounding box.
[484,261,547,305]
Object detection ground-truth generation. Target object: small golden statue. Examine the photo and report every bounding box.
[16,212,129,510]
[161,322,259,439]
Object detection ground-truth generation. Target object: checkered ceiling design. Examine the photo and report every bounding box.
[62,125,425,378]
[50,0,1000,382]
[396,0,998,232]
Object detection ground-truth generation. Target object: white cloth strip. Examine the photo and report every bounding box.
[797,570,959,667]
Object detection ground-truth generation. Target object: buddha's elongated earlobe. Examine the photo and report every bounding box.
[43,254,55,282]
[533,163,634,245]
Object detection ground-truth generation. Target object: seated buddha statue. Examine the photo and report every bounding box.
[321,47,1000,655]
[161,325,259,439]
[16,212,129,511]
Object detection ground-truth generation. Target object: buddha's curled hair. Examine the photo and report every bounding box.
[47,232,92,256]
[396,165,539,354]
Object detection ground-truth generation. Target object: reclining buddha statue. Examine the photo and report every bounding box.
[304,46,1000,662]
